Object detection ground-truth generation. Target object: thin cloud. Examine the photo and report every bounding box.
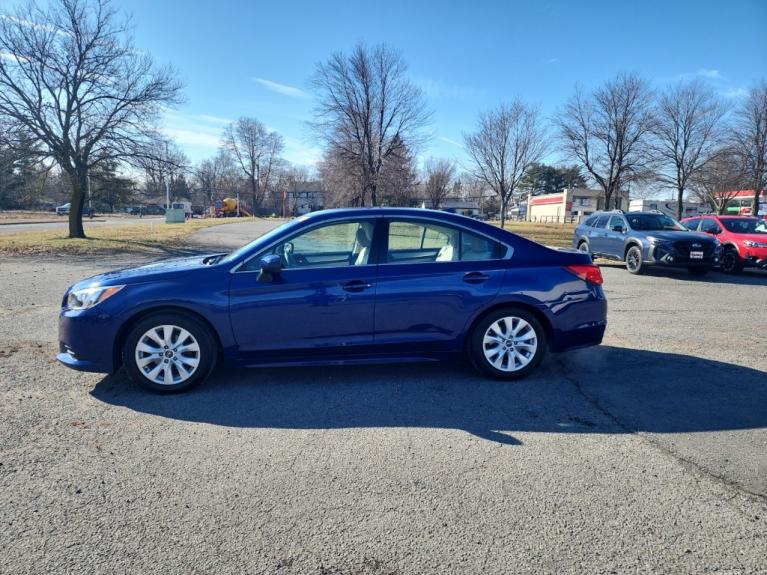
[414,77,484,101]
[439,136,464,148]
[197,114,232,125]
[0,14,66,35]
[253,78,307,99]
[722,87,748,99]
[162,127,220,148]
[547,58,559,64]
[696,68,722,79]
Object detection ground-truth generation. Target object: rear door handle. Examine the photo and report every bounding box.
[463,272,490,284]
[341,280,373,292]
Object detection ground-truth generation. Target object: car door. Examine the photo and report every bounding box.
[372,218,506,353]
[228,217,380,360]
[587,215,610,255]
[602,215,628,255]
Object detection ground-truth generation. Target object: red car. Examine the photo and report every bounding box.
[682,215,767,273]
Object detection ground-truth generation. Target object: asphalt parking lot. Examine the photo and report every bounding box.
[1,224,766,574]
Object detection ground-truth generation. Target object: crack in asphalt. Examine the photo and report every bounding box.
[553,355,767,511]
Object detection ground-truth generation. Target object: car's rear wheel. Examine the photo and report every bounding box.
[625,245,644,275]
[123,313,216,393]
[720,248,743,274]
[469,308,546,380]
[577,241,591,257]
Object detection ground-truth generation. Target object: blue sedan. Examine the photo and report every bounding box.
[58,208,607,392]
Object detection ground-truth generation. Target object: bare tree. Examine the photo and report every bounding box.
[311,43,430,206]
[732,81,767,216]
[223,117,284,213]
[464,100,548,227]
[318,146,366,208]
[136,139,188,206]
[0,0,181,237]
[557,73,655,211]
[378,142,418,207]
[689,147,748,214]
[653,80,728,218]
[423,157,455,209]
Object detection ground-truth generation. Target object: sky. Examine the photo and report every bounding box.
[5,0,766,171]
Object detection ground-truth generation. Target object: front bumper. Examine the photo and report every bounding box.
[649,244,718,268]
[57,309,119,373]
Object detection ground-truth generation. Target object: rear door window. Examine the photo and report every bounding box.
[386,220,505,264]
[593,215,609,229]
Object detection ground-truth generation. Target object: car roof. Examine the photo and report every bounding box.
[296,207,512,241]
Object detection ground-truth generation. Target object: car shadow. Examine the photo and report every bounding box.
[598,262,767,285]
[90,346,767,445]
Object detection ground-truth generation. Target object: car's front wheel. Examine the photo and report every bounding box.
[469,308,547,380]
[720,248,743,274]
[123,313,217,393]
[625,245,644,274]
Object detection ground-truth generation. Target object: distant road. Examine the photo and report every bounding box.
[0,215,165,234]
[189,218,288,251]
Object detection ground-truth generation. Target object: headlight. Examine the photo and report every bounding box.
[744,240,767,248]
[66,285,124,310]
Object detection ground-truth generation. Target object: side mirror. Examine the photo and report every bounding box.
[257,254,282,282]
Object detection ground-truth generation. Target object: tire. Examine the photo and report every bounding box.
[688,267,710,276]
[625,245,644,275]
[577,241,591,257]
[720,248,743,274]
[122,313,217,393]
[469,308,547,380]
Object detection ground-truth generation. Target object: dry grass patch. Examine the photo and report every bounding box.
[489,221,576,248]
[0,218,244,256]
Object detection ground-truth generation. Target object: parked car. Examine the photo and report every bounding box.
[142,204,166,216]
[55,203,71,216]
[681,215,767,274]
[58,208,607,392]
[573,210,720,275]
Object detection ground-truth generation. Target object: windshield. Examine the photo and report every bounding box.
[626,214,686,231]
[720,217,767,234]
[219,218,305,264]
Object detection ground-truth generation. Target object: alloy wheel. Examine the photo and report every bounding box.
[134,324,201,386]
[482,316,538,372]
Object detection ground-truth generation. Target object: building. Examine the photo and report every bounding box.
[420,198,480,216]
[716,189,766,215]
[526,188,629,223]
[628,199,708,218]
[259,181,325,216]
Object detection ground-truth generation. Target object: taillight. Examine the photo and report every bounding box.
[564,264,604,285]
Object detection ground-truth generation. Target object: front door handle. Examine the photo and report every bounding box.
[463,272,490,284]
[341,280,373,292]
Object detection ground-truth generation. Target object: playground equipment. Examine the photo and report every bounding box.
[215,197,252,217]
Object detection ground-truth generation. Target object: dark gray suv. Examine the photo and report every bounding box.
[572,210,720,275]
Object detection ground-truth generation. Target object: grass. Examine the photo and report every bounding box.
[0,218,244,256]
[0,215,577,257]
[489,220,576,248]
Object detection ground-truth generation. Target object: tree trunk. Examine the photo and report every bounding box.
[66,169,86,239]
[499,197,506,229]
[754,188,762,217]
[370,182,378,207]
[676,187,684,220]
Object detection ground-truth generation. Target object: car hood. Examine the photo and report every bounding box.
[71,254,225,289]
[642,230,716,243]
